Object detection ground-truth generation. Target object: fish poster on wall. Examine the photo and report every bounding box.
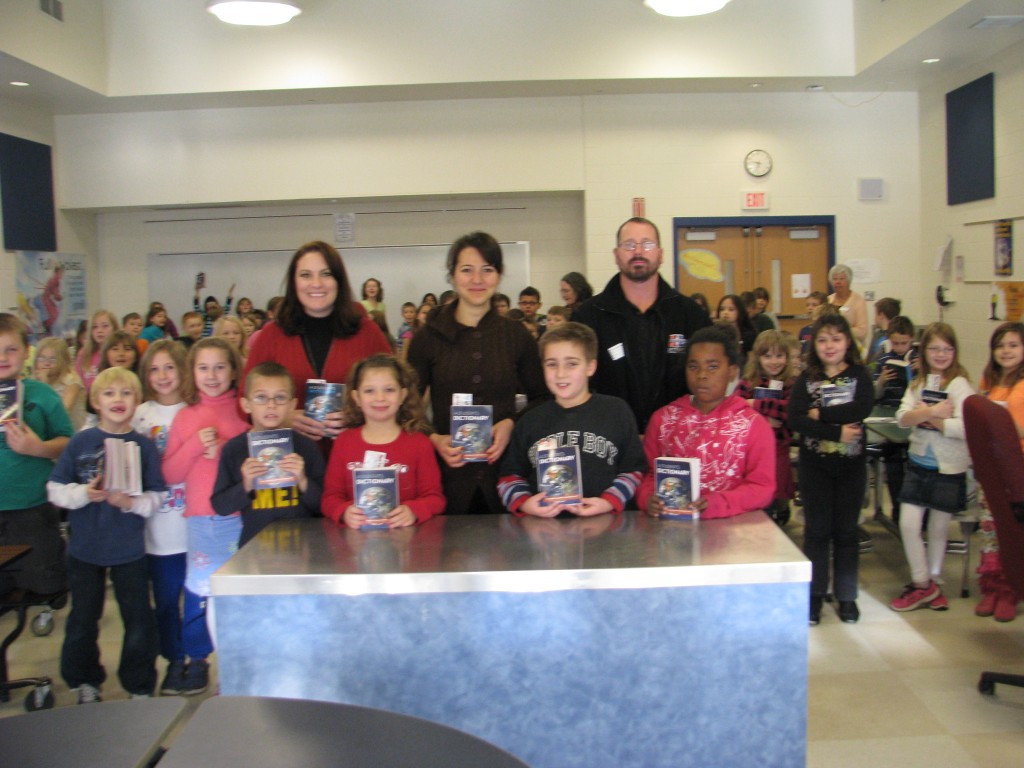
[15,251,87,344]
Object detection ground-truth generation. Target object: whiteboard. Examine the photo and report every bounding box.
[147,242,531,334]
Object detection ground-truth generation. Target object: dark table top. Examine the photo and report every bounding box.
[0,697,188,768]
[155,696,530,768]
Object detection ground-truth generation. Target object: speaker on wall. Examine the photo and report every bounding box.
[945,73,995,206]
[0,132,57,252]
[858,178,884,201]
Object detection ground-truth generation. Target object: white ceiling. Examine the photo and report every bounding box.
[1,0,1023,115]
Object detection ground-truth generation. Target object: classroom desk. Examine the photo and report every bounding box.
[865,405,911,536]
[212,512,810,768]
[0,697,187,768]
[156,695,529,768]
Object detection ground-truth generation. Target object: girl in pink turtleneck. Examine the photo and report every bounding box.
[161,337,247,695]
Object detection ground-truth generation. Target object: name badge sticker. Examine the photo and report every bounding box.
[667,334,687,354]
[608,343,625,361]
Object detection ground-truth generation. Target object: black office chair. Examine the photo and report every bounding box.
[963,394,1024,696]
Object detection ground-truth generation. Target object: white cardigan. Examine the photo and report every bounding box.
[896,375,974,474]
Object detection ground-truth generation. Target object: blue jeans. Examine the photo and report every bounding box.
[60,555,158,695]
[148,552,186,663]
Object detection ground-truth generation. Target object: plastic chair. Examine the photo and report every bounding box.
[962,394,1024,696]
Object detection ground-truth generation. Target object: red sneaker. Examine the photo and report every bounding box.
[928,592,950,611]
[890,582,940,612]
[975,590,998,617]
[994,592,1018,623]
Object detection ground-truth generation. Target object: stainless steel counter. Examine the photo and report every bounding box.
[212,510,809,597]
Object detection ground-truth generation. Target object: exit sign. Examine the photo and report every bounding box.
[742,191,770,210]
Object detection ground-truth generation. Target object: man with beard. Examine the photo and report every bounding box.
[574,217,710,434]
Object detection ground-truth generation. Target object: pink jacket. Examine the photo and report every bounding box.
[637,393,776,518]
[162,390,248,517]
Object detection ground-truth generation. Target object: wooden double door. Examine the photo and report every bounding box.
[673,217,834,337]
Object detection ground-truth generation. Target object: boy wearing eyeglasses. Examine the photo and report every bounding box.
[211,362,325,546]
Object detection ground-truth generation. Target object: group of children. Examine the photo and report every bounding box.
[4,285,1024,701]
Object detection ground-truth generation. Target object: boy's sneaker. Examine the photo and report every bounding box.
[838,600,860,623]
[928,592,950,611]
[180,659,209,695]
[77,683,102,704]
[160,660,187,696]
[890,581,940,612]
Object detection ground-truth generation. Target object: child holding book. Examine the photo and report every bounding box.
[735,329,797,526]
[212,362,325,546]
[162,337,248,695]
[890,323,973,612]
[322,354,445,529]
[47,366,164,703]
[131,339,190,695]
[0,314,72,598]
[637,325,776,519]
[788,314,875,625]
[498,323,646,517]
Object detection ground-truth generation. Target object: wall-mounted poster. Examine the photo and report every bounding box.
[995,219,1013,276]
[15,251,87,344]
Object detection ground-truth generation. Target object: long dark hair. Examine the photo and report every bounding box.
[803,314,862,381]
[983,322,1024,391]
[560,271,593,308]
[277,241,363,338]
[717,294,755,338]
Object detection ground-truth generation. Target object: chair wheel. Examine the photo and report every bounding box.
[978,679,995,695]
[31,610,54,637]
[25,685,54,711]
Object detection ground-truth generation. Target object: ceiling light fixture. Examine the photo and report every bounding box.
[206,0,301,26]
[922,58,940,64]
[644,0,731,17]
[10,81,29,87]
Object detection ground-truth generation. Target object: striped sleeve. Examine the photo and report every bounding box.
[498,473,533,515]
[600,470,644,514]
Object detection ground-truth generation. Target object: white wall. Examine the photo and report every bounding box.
[919,38,1024,379]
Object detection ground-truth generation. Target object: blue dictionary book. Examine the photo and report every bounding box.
[353,466,399,530]
[247,429,296,489]
[655,457,701,520]
[304,379,345,422]
[754,383,784,400]
[450,404,493,462]
[536,444,582,507]
[820,381,856,407]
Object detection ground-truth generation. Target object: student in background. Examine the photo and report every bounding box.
[0,314,72,600]
[396,301,417,355]
[518,287,547,334]
[122,312,149,357]
[178,311,204,350]
[890,323,973,612]
[638,325,775,519]
[866,297,902,365]
[193,283,234,337]
[975,322,1024,622]
[131,339,190,696]
[874,316,918,406]
[360,278,385,316]
[322,354,444,529]
[492,293,511,316]
[212,362,325,546]
[799,291,828,354]
[75,309,119,393]
[499,322,646,517]
[546,306,571,330]
[736,329,797,526]
[235,297,254,318]
[48,366,164,703]
[213,316,248,362]
[32,336,86,431]
[162,337,248,695]
[716,294,757,357]
[789,314,874,625]
[98,330,141,376]
[752,287,778,332]
[140,306,172,345]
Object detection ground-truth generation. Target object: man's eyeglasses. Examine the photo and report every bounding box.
[249,394,291,405]
[618,240,659,252]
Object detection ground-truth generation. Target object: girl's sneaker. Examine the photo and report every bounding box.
[928,592,950,611]
[890,581,940,612]
[77,683,102,704]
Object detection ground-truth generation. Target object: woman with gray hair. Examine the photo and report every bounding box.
[828,263,868,348]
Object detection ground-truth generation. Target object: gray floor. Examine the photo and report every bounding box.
[3,513,1024,767]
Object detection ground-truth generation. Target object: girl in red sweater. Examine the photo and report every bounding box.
[322,355,445,529]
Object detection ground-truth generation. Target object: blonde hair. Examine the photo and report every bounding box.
[213,315,249,352]
[79,309,120,365]
[743,329,796,382]
[182,337,243,405]
[139,339,188,402]
[90,366,143,407]
[342,354,430,434]
[32,337,75,386]
[913,322,969,390]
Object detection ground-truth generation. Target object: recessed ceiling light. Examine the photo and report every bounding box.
[644,0,732,17]
[749,83,762,89]
[923,58,940,64]
[10,81,29,87]
[805,84,825,92]
[206,0,301,26]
